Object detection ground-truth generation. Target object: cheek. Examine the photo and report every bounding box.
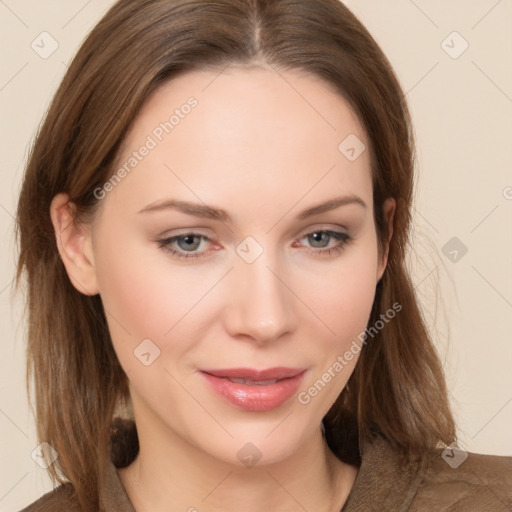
[92,232,227,368]
[296,240,380,335]
[293,243,379,410]
[305,266,376,330]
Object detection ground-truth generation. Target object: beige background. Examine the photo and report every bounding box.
[1,0,511,509]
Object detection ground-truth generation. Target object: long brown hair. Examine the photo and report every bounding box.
[15,0,456,509]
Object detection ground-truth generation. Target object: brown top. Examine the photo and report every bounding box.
[20,425,512,512]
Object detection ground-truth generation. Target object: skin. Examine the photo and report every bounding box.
[50,65,394,512]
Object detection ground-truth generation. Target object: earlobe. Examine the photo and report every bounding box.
[50,193,99,296]
[377,197,396,281]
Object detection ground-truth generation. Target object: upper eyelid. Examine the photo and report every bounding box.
[161,223,350,239]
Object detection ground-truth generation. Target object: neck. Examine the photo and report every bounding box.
[118,404,357,512]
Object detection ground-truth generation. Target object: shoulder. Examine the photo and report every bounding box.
[19,483,82,512]
[343,433,512,511]
[412,447,512,511]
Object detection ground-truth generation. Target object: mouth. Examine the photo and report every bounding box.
[199,367,307,412]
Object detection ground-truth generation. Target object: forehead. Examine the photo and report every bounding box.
[103,66,372,221]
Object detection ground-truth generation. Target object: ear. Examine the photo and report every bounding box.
[50,193,99,296]
[377,197,396,282]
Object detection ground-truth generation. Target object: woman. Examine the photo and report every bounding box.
[16,0,511,510]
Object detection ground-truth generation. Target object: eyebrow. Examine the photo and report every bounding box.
[137,195,367,222]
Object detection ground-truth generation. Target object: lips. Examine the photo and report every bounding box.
[199,367,307,412]
[201,367,305,381]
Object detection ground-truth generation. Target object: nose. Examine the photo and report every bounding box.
[222,249,297,345]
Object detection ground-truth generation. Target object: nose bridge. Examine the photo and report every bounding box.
[225,244,296,344]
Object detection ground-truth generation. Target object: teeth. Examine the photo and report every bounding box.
[227,377,278,385]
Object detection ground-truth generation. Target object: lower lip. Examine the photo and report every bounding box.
[200,371,306,412]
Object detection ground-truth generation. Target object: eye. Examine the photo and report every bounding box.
[157,233,211,259]
[298,230,351,256]
[157,229,352,260]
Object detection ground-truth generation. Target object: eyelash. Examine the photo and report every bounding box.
[156,230,352,260]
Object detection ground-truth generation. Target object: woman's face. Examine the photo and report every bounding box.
[64,66,392,466]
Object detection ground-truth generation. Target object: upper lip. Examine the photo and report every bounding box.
[201,367,306,380]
